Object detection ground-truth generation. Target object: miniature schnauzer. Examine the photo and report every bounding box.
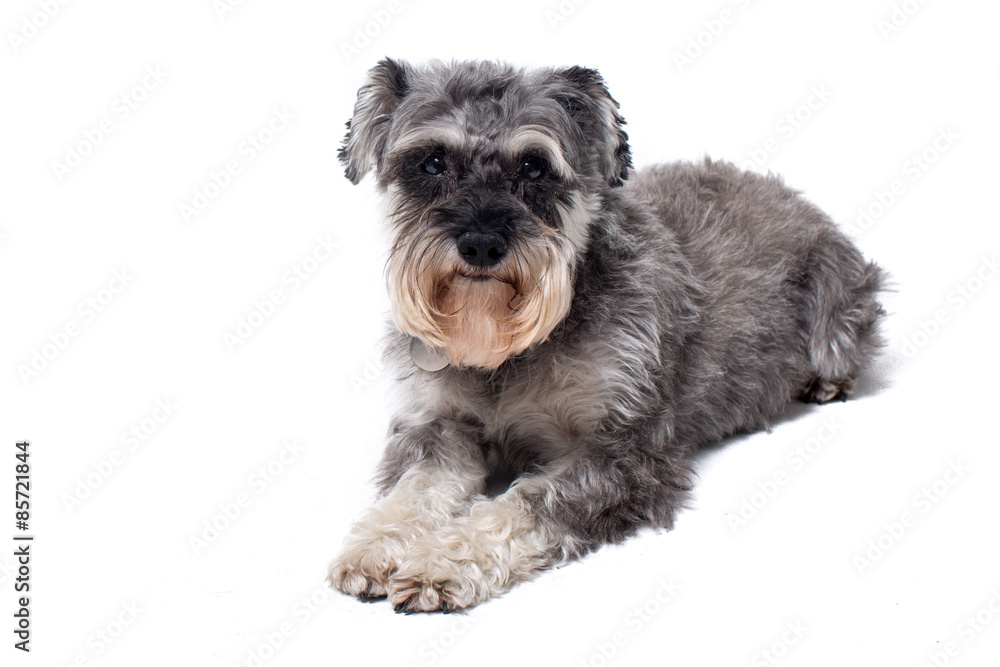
[327,59,885,613]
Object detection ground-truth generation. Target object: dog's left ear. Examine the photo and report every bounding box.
[339,58,412,184]
[553,66,632,187]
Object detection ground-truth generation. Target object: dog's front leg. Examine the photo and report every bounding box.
[328,419,487,600]
[387,484,552,612]
[388,446,689,612]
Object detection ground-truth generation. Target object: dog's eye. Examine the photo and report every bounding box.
[519,157,546,182]
[422,155,447,177]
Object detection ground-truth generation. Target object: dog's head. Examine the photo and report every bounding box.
[340,59,631,369]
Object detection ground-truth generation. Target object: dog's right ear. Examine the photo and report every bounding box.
[339,58,411,185]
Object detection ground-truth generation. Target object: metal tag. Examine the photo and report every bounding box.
[409,337,449,372]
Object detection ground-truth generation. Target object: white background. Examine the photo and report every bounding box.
[2,1,999,665]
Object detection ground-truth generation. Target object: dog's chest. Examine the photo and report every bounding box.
[476,352,613,455]
[409,339,623,456]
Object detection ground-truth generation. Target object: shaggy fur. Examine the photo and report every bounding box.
[328,59,886,612]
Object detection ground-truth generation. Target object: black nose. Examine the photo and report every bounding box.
[456,231,507,268]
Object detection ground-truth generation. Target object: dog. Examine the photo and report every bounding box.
[327,59,886,613]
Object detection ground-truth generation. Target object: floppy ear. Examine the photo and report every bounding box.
[553,66,632,187]
[339,58,411,184]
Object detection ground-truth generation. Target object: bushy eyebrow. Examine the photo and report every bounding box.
[385,124,573,182]
[392,126,468,155]
[505,128,571,178]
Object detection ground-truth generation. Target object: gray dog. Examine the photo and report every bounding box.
[327,59,885,613]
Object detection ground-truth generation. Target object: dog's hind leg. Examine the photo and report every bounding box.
[798,232,886,403]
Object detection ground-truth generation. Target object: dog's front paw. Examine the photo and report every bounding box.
[327,536,407,600]
[387,547,485,613]
[387,502,550,613]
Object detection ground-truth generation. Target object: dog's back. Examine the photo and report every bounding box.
[628,158,886,444]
